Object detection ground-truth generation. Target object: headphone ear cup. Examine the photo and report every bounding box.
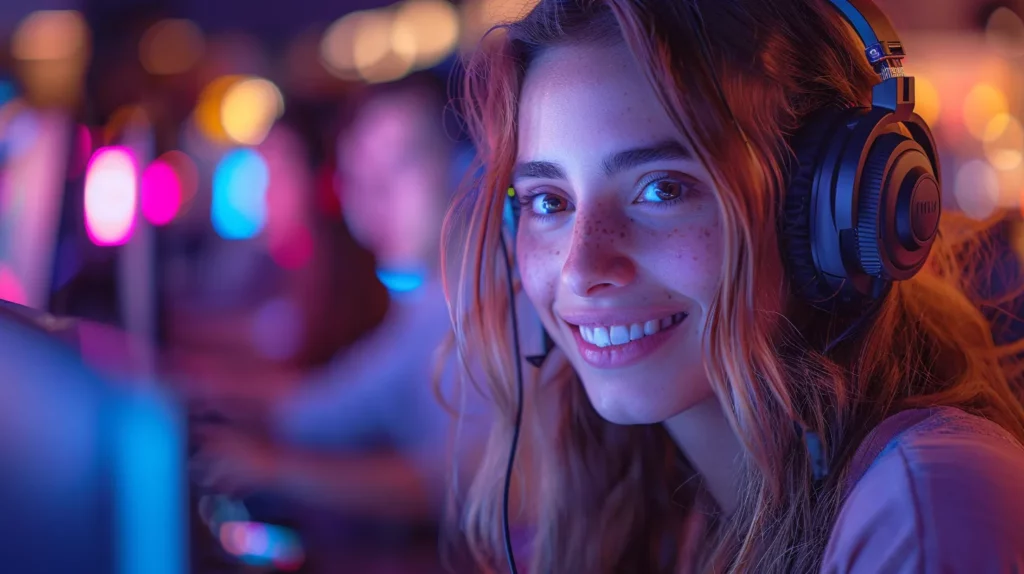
[781,109,851,305]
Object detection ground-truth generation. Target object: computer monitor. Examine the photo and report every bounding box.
[0,308,186,574]
[0,102,70,309]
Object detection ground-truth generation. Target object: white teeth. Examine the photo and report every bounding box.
[609,325,630,345]
[578,314,688,348]
[644,320,660,335]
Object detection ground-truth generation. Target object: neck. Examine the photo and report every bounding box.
[379,238,441,276]
[663,397,744,515]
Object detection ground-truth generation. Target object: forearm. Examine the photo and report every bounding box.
[272,450,437,521]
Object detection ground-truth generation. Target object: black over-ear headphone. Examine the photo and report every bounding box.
[782,0,942,307]
[498,1,941,572]
[505,1,943,307]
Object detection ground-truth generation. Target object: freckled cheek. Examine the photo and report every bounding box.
[516,233,564,306]
[644,226,724,292]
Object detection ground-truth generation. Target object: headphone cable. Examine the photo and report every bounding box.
[499,232,524,574]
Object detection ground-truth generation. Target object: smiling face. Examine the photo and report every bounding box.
[514,42,725,424]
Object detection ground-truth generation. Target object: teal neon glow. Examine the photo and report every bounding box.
[376,268,426,293]
[114,387,185,574]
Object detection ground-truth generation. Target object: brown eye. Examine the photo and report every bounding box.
[638,179,687,203]
[531,193,568,215]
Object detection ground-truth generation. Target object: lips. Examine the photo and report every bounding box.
[563,310,689,369]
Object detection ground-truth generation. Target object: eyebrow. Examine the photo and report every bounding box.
[512,140,692,182]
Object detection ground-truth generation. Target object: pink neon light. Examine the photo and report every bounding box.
[84,147,138,246]
[140,159,182,226]
[0,265,26,305]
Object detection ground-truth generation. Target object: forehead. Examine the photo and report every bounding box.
[356,104,412,140]
[342,94,437,162]
[516,43,682,161]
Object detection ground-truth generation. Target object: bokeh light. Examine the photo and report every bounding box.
[10,10,91,107]
[220,77,284,146]
[140,159,182,226]
[982,113,1024,171]
[320,11,370,80]
[391,0,461,69]
[84,147,138,246]
[212,149,270,240]
[996,162,1024,208]
[954,159,1000,220]
[245,523,270,557]
[963,84,1008,141]
[913,76,940,127]
[354,12,393,69]
[986,6,1024,57]
[217,521,305,572]
[0,265,27,305]
[139,19,206,76]
[195,75,244,144]
[159,151,200,215]
[353,10,414,83]
[221,521,247,557]
[376,269,426,292]
[321,9,418,83]
[11,11,89,62]
[461,0,539,51]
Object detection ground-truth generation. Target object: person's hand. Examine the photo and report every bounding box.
[188,394,276,436]
[190,425,283,497]
[166,348,299,434]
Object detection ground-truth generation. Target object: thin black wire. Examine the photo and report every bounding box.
[822,290,887,354]
[499,231,524,574]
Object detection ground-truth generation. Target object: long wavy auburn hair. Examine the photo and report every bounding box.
[438,0,1024,572]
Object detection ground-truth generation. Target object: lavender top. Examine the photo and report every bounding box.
[822,406,1024,573]
[510,407,1024,573]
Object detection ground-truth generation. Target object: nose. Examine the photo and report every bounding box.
[561,222,637,297]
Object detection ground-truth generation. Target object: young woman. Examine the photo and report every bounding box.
[440,0,1024,572]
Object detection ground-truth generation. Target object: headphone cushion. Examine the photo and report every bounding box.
[782,108,854,303]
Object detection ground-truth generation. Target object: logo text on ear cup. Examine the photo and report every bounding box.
[915,200,938,216]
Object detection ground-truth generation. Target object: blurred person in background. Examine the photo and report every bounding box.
[190,72,487,526]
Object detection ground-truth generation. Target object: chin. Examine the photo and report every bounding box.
[578,371,713,425]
